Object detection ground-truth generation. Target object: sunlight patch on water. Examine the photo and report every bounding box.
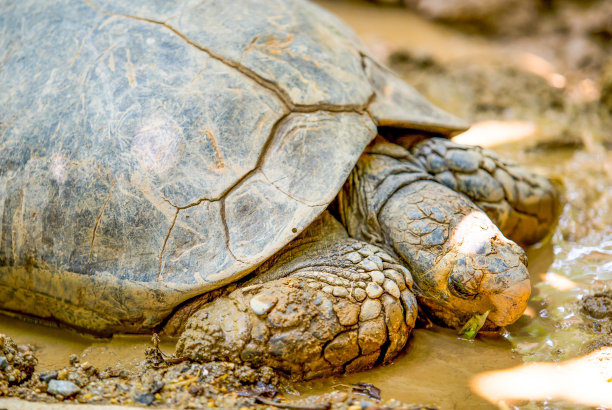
[471,347,612,407]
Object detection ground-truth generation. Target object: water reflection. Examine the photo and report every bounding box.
[471,347,612,407]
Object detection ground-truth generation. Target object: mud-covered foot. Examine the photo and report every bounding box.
[175,214,417,380]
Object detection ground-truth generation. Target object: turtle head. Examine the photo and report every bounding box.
[413,211,531,329]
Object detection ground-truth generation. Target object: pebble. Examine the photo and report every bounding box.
[47,379,81,397]
[0,356,8,370]
[39,371,59,382]
[134,393,155,405]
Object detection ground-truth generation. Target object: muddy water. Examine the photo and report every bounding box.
[0,315,175,373]
[298,328,520,408]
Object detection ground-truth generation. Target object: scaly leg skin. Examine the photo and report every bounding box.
[176,213,417,380]
[402,136,561,246]
[338,137,554,328]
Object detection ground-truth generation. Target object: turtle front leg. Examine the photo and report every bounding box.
[175,213,417,380]
[338,137,535,328]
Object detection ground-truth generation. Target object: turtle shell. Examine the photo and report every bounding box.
[0,0,467,334]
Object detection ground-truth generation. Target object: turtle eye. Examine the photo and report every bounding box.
[448,274,478,299]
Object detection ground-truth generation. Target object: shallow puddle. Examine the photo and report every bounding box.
[298,327,520,408]
[0,315,175,374]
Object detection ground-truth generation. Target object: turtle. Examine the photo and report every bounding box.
[0,0,559,380]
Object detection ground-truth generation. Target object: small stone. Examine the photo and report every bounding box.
[39,371,59,382]
[57,369,68,380]
[47,380,81,397]
[369,270,385,285]
[353,288,367,302]
[249,294,278,316]
[0,356,8,371]
[149,380,165,394]
[345,252,362,264]
[134,393,155,405]
[322,286,334,294]
[69,354,79,365]
[356,281,366,289]
[328,390,349,403]
[383,279,401,299]
[359,299,382,321]
[365,283,383,299]
[332,286,348,297]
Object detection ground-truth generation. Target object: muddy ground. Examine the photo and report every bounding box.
[2,0,612,408]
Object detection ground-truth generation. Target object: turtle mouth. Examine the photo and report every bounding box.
[481,318,502,332]
[486,278,531,327]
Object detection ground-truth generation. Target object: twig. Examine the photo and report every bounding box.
[255,395,331,410]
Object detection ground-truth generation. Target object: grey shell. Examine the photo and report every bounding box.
[0,0,466,334]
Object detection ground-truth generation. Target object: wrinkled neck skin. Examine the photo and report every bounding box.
[336,135,530,329]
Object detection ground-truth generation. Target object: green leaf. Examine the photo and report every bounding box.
[459,310,490,339]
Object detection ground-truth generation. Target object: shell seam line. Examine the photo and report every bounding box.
[82,0,376,115]
[81,0,383,269]
[157,208,179,282]
[87,180,116,267]
[219,200,243,264]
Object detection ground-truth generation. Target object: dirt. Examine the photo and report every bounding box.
[396,0,612,77]
[582,291,612,320]
[0,326,428,410]
[325,0,612,150]
[0,334,37,395]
